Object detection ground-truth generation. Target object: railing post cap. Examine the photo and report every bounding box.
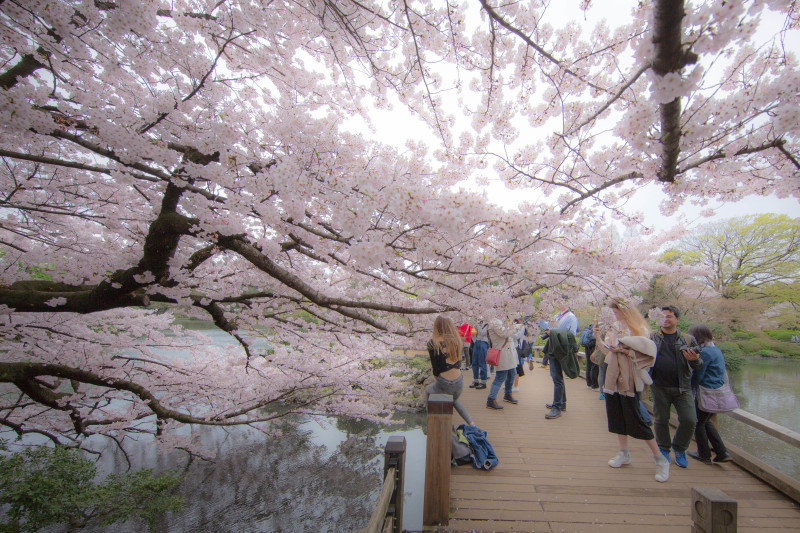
[385,435,406,453]
[427,393,454,414]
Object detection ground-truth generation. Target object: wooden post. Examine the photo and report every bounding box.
[384,436,405,533]
[423,393,453,526]
[691,486,737,533]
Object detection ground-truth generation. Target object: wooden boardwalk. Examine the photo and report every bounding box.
[442,364,800,532]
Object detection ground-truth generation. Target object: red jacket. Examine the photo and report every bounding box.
[458,323,472,343]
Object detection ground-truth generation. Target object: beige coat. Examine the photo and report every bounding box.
[603,335,656,397]
[488,319,521,371]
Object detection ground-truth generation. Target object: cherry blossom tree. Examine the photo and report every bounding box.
[0,0,796,451]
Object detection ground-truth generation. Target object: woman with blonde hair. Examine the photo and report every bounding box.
[426,316,474,426]
[593,298,669,482]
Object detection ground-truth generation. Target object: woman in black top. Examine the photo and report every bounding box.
[426,316,474,426]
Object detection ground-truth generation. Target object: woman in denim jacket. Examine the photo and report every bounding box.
[687,324,733,464]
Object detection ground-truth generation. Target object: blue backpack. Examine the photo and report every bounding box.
[579,324,595,347]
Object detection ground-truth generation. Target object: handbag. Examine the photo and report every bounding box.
[696,371,739,413]
[486,339,508,367]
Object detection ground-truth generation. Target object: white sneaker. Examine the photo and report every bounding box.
[608,450,631,468]
[655,457,670,482]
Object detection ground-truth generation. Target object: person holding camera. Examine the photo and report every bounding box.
[650,306,701,469]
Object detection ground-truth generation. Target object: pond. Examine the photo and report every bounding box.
[719,356,800,482]
[76,412,428,533]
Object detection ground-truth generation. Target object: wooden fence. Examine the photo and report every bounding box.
[356,436,406,533]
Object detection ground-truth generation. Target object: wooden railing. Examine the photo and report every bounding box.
[356,436,406,533]
[423,393,453,527]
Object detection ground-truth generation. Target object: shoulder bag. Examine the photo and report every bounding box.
[486,338,508,367]
[696,371,739,413]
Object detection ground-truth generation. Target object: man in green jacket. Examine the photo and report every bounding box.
[650,306,701,468]
[543,328,579,419]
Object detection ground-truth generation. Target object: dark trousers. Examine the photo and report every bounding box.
[462,346,471,368]
[549,357,566,409]
[585,357,599,389]
[652,385,697,453]
[694,404,728,459]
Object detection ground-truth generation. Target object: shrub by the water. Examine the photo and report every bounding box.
[724,351,746,372]
[0,444,183,532]
[764,330,796,342]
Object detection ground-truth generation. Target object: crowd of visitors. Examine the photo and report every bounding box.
[424,298,736,484]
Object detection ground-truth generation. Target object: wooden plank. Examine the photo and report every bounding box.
[436,366,800,533]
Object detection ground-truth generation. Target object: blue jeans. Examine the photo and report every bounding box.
[639,400,652,424]
[488,368,516,400]
[549,357,566,409]
[472,340,488,381]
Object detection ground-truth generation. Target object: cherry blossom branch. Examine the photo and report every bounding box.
[0,362,302,427]
[215,234,441,316]
[677,138,790,174]
[479,0,609,95]
[560,172,644,214]
[564,63,652,136]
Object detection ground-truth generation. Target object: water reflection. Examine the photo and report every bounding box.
[720,357,800,481]
[79,413,427,533]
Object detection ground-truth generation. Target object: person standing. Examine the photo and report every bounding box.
[543,295,579,418]
[469,319,489,389]
[457,321,472,370]
[687,324,733,464]
[541,295,578,367]
[580,323,599,390]
[426,316,474,425]
[593,298,669,482]
[485,318,520,410]
[512,318,527,392]
[650,305,701,469]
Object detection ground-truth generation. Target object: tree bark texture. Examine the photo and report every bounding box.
[652,0,685,183]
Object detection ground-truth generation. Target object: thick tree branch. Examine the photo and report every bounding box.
[0,362,293,426]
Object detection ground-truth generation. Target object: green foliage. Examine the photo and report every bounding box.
[404,353,430,373]
[96,469,183,529]
[0,446,183,532]
[738,340,763,353]
[763,330,796,342]
[723,351,746,372]
[0,446,95,531]
[677,214,800,299]
[717,341,743,357]
[676,315,692,331]
[658,249,684,264]
[719,331,800,358]
[706,322,733,340]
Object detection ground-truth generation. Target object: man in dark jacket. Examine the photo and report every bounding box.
[543,328,578,419]
[650,305,701,468]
